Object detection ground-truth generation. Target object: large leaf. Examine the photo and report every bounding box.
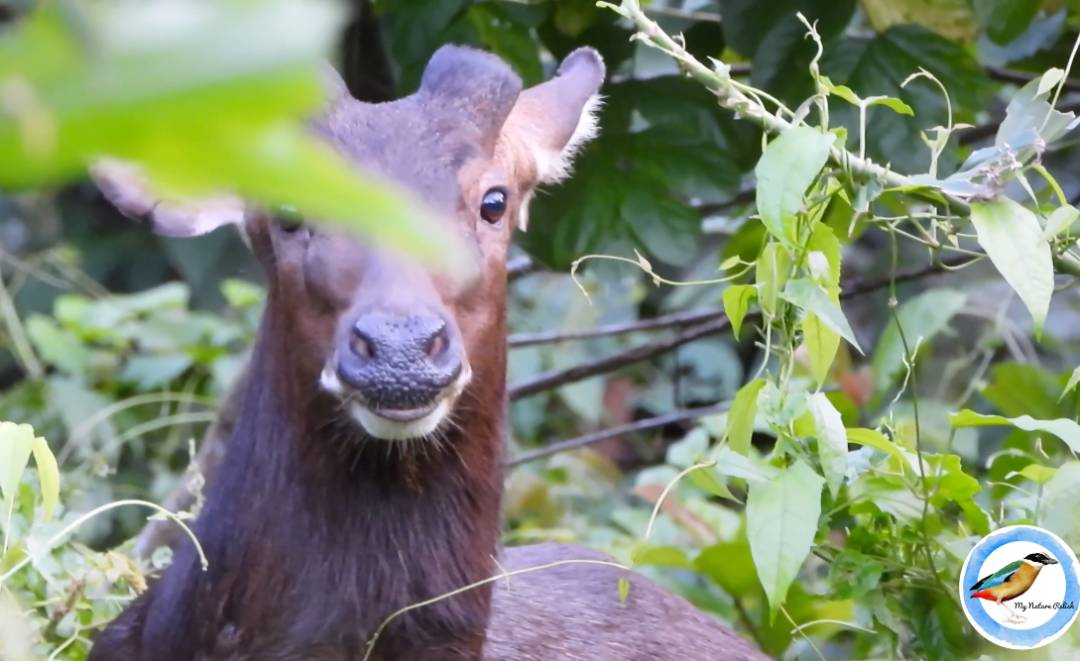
[970,198,1054,332]
[949,410,1080,453]
[808,393,848,497]
[823,25,990,174]
[871,289,966,393]
[754,127,835,245]
[0,1,454,264]
[860,0,976,41]
[1040,462,1080,548]
[972,0,1040,45]
[746,461,824,619]
[781,278,862,353]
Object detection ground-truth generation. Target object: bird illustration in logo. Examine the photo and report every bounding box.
[969,552,1059,623]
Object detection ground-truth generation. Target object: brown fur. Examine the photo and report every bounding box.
[88,46,764,661]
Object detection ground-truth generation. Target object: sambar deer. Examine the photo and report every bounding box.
[88,46,764,661]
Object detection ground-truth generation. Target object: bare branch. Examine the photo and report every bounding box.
[508,255,970,399]
[507,401,731,467]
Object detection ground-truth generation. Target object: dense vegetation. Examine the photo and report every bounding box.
[2,0,1080,659]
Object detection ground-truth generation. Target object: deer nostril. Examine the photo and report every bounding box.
[425,326,448,359]
[350,328,374,360]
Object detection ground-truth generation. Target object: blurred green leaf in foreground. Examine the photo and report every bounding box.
[0,0,456,265]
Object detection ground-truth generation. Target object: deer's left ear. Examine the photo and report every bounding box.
[506,48,605,188]
[91,159,246,237]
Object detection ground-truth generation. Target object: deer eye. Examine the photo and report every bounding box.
[480,188,508,224]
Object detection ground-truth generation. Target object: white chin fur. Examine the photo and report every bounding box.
[348,399,451,441]
[319,363,472,441]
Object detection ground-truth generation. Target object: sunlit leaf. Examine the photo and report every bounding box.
[808,393,847,497]
[0,421,35,525]
[949,409,1080,453]
[780,278,862,353]
[30,436,59,521]
[1062,366,1080,402]
[726,379,766,455]
[631,543,693,570]
[1012,463,1056,486]
[1044,205,1079,240]
[1040,462,1080,548]
[970,198,1053,332]
[746,461,824,620]
[754,127,835,245]
[722,285,756,340]
[845,427,907,465]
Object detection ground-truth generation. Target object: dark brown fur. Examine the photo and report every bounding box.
[88,46,765,661]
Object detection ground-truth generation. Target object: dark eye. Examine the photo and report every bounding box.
[480,188,508,224]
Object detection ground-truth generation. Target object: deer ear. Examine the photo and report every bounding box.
[508,48,605,186]
[90,159,245,237]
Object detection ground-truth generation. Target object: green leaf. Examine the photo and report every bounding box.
[1044,205,1079,239]
[24,315,90,377]
[726,379,766,455]
[0,1,457,266]
[1062,366,1080,402]
[722,285,756,340]
[864,95,914,116]
[686,467,738,502]
[949,409,1080,453]
[617,577,630,604]
[807,393,848,498]
[754,126,835,245]
[119,354,194,391]
[871,289,966,393]
[845,428,907,465]
[0,421,35,524]
[631,543,693,570]
[1013,464,1056,486]
[755,242,791,317]
[221,279,265,308]
[1040,462,1080,548]
[970,198,1054,332]
[802,314,840,385]
[713,447,780,482]
[780,279,862,353]
[30,436,59,521]
[972,0,1040,45]
[746,461,824,620]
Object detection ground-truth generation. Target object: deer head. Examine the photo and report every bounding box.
[93,46,604,442]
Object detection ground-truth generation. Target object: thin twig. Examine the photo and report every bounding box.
[509,307,724,347]
[507,402,731,466]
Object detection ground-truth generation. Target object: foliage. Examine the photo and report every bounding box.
[4,1,1080,660]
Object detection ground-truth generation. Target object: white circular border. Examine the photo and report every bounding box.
[958,525,1080,650]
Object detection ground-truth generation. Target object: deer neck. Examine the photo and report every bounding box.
[187,305,508,657]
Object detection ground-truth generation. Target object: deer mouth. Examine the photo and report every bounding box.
[319,363,472,440]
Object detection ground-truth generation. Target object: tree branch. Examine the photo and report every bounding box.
[507,401,731,467]
[508,254,970,399]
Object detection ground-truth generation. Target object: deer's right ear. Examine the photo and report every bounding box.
[91,159,246,237]
[506,48,605,188]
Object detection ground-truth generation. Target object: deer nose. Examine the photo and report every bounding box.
[336,310,463,410]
